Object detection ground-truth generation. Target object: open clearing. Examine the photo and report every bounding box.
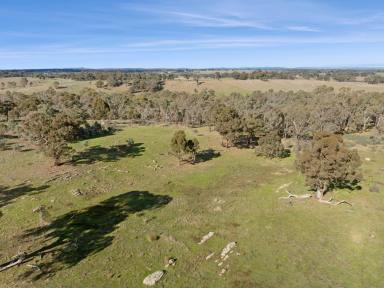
[1,125,384,287]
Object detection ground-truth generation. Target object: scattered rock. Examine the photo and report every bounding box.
[206,252,215,260]
[198,232,215,245]
[213,198,225,204]
[164,256,177,268]
[143,270,165,286]
[71,188,83,197]
[220,242,237,259]
[213,206,222,212]
[218,268,227,276]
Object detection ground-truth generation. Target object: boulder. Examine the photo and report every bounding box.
[198,232,214,245]
[143,270,165,286]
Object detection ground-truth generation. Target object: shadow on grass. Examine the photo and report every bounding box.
[330,180,362,191]
[72,143,145,165]
[21,191,172,280]
[0,184,49,208]
[195,149,221,163]
[74,126,123,143]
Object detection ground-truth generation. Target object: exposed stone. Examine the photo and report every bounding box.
[71,188,83,197]
[220,242,237,259]
[205,252,215,260]
[198,232,215,245]
[143,270,165,286]
[213,206,222,212]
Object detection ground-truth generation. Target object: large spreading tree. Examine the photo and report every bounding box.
[296,132,362,200]
[22,112,84,165]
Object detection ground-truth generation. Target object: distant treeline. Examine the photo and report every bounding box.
[1,84,383,139]
[1,69,384,84]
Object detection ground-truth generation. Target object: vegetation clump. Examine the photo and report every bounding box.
[256,131,287,158]
[296,132,362,200]
[170,130,199,164]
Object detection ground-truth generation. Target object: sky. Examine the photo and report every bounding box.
[1,0,384,69]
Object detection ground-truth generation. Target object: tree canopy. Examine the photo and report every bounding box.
[296,132,362,199]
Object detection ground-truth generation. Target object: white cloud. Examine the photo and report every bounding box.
[3,33,383,59]
[287,26,321,32]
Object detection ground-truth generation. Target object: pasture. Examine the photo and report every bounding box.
[1,125,383,287]
[2,77,384,96]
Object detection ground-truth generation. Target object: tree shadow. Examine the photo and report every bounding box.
[2,135,19,139]
[195,149,221,163]
[330,180,362,191]
[0,184,49,208]
[74,125,122,143]
[21,191,172,280]
[72,143,145,165]
[0,142,14,151]
[0,136,34,152]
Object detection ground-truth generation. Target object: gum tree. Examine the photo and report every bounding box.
[296,132,362,201]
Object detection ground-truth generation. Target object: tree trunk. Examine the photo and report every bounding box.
[316,184,328,200]
[315,189,323,200]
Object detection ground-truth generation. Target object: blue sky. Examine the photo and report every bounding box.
[1,0,384,69]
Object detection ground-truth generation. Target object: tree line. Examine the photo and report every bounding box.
[0,81,371,202]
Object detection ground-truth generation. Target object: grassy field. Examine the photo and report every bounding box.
[165,78,384,95]
[2,77,384,96]
[1,125,383,287]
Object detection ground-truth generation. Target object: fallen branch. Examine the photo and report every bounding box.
[0,253,27,272]
[279,190,312,201]
[318,198,352,206]
[279,190,352,206]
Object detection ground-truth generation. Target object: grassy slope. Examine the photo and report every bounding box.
[0,126,383,287]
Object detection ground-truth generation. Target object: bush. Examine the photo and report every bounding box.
[256,131,287,158]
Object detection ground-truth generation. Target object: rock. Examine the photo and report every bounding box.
[198,232,214,245]
[213,206,222,212]
[365,157,371,162]
[205,252,215,260]
[218,268,227,276]
[71,188,83,197]
[220,242,237,259]
[164,256,177,267]
[143,270,165,286]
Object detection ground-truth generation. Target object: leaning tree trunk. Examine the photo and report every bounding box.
[315,183,328,200]
[316,189,323,200]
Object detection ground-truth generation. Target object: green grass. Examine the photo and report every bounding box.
[0,126,384,287]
